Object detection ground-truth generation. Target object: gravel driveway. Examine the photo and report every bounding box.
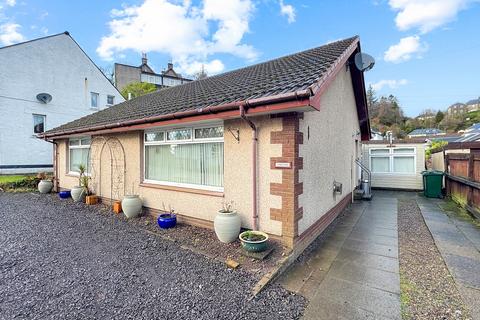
[0,193,305,320]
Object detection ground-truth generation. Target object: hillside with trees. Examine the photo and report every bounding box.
[367,86,475,138]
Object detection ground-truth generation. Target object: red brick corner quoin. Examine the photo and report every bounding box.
[270,112,304,248]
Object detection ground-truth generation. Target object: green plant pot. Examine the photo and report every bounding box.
[239,231,269,252]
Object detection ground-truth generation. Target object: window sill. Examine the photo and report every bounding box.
[139,182,224,197]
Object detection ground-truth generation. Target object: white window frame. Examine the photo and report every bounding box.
[90,92,99,109]
[143,123,224,192]
[369,147,416,175]
[68,137,91,175]
[33,114,46,134]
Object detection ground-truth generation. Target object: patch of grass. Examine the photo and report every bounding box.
[0,175,28,184]
[400,273,417,319]
[441,198,480,228]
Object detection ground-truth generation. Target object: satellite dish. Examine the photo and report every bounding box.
[354,52,375,72]
[36,93,52,104]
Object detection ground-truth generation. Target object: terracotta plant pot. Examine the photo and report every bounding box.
[121,195,142,218]
[214,210,241,243]
[71,186,86,202]
[239,231,269,252]
[113,201,122,214]
[85,195,98,205]
[38,180,53,194]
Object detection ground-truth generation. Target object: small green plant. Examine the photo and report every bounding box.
[81,175,90,196]
[220,200,235,213]
[241,231,266,242]
[77,164,86,186]
[425,140,448,160]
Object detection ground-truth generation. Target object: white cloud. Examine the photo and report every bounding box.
[279,0,295,23]
[5,0,15,6]
[371,79,408,91]
[384,35,427,63]
[97,0,257,76]
[0,22,24,45]
[388,0,475,33]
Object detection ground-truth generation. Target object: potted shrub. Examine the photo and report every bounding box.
[239,230,269,252]
[71,164,87,202]
[214,200,241,243]
[82,176,98,205]
[121,183,142,218]
[37,172,53,194]
[157,203,177,229]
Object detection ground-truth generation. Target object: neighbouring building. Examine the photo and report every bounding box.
[466,98,480,112]
[371,129,383,140]
[114,54,192,92]
[362,140,426,190]
[447,102,468,116]
[407,128,445,138]
[40,36,370,251]
[0,32,124,174]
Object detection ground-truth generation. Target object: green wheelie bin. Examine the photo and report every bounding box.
[421,170,444,198]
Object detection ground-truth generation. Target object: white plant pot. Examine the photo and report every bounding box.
[71,186,86,202]
[122,195,142,218]
[38,180,53,194]
[214,210,241,243]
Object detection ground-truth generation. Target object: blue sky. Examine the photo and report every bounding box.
[1,0,479,116]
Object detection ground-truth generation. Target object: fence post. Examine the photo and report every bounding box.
[467,153,474,207]
[444,153,450,197]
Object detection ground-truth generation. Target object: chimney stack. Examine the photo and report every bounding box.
[167,62,173,70]
[142,52,148,65]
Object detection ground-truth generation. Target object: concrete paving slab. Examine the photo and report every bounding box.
[342,239,398,259]
[312,277,400,320]
[328,260,400,294]
[335,248,399,274]
[442,253,480,289]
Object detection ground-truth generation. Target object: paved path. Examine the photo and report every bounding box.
[280,193,401,320]
[417,197,480,319]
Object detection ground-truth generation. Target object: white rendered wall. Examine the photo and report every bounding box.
[0,34,124,173]
[298,68,361,235]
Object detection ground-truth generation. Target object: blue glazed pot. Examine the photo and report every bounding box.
[157,213,177,229]
[59,190,71,199]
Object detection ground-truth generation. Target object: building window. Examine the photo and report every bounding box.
[69,137,91,173]
[33,114,46,134]
[369,147,416,174]
[90,92,99,108]
[107,95,115,105]
[144,125,224,191]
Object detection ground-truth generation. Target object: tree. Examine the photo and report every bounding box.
[366,85,378,117]
[194,65,208,80]
[435,111,445,124]
[121,82,157,100]
[99,65,114,84]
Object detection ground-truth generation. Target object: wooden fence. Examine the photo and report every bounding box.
[443,142,480,219]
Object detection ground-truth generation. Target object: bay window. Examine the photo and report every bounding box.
[144,125,224,191]
[369,147,416,174]
[69,137,91,173]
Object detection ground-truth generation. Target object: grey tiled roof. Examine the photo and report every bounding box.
[408,128,445,136]
[46,36,358,135]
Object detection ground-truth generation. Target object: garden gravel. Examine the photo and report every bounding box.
[397,199,470,320]
[0,193,305,320]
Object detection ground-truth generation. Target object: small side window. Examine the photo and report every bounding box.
[107,95,115,105]
[90,92,99,108]
[33,114,46,134]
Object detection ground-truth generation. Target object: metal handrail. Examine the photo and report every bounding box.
[355,158,371,196]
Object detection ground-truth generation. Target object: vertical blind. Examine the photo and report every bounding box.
[145,143,224,187]
[69,148,90,172]
[144,126,224,188]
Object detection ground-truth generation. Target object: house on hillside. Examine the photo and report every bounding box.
[40,36,370,251]
[0,32,124,174]
[114,54,192,92]
[447,102,468,116]
[407,128,445,138]
[466,98,480,112]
